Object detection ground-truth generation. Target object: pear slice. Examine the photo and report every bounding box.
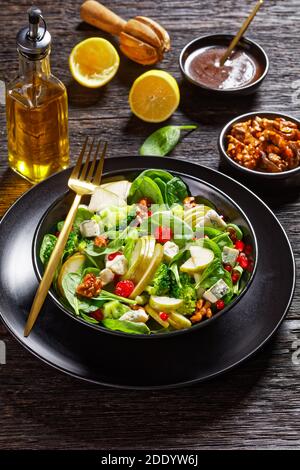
[124,237,148,281]
[180,257,197,274]
[168,312,192,330]
[57,253,86,297]
[145,305,169,328]
[190,245,214,270]
[88,187,126,213]
[101,180,131,200]
[184,206,211,227]
[130,236,156,283]
[129,243,164,298]
[124,236,155,283]
[180,246,214,274]
[149,296,183,312]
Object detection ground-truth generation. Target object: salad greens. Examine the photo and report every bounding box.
[40,169,253,335]
[139,125,197,156]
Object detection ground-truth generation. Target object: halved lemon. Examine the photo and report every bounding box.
[129,70,180,122]
[69,37,120,88]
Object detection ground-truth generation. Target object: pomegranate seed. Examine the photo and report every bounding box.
[107,251,122,261]
[224,264,232,272]
[244,244,252,255]
[237,253,248,269]
[159,312,169,321]
[216,300,225,310]
[235,240,245,251]
[231,272,240,284]
[154,226,173,244]
[90,309,103,321]
[114,280,135,298]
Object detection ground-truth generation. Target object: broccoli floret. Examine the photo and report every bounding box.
[103,300,130,319]
[145,263,170,296]
[170,272,196,316]
[63,231,79,261]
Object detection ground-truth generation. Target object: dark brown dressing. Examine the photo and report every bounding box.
[185,45,262,90]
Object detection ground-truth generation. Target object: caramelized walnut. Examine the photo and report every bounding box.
[76,274,102,299]
[94,235,108,247]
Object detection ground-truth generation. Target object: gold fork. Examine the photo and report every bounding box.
[24,137,107,337]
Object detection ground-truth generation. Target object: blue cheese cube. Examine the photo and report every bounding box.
[119,309,149,323]
[203,279,229,303]
[163,241,179,261]
[79,219,100,238]
[222,246,239,266]
[106,254,128,275]
[203,209,227,229]
[99,268,114,286]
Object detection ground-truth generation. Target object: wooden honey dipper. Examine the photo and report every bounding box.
[80,0,170,65]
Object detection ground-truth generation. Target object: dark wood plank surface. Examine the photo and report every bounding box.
[0,0,300,450]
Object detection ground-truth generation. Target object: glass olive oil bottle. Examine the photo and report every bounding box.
[6,7,69,184]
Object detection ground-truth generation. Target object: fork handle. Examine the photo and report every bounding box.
[24,193,82,337]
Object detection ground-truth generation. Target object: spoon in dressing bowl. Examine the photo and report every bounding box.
[219,0,264,66]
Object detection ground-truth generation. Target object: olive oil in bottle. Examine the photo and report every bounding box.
[6,7,69,184]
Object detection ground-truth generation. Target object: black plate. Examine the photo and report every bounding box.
[32,169,257,337]
[0,157,295,389]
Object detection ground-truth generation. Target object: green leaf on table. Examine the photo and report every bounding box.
[139,125,197,156]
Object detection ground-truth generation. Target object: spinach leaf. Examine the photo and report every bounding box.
[92,290,136,306]
[62,273,99,315]
[84,242,117,258]
[82,267,100,277]
[195,259,225,290]
[165,177,189,206]
[212,233,234,250]
[40,234,57,265]
[223,270,234,304]
[128,175,164,205]
[136,169,173,182]
[153,177,167,201]
[73,206,94,232]
[102,318,150,335]
[169,247,189,267]
[139,125,197,156]
[194,238,222,259]
[203,227,223,238]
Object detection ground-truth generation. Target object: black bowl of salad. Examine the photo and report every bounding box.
[33,168,258,337]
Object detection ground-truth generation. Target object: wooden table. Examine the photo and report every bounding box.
[0,0,299,450]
